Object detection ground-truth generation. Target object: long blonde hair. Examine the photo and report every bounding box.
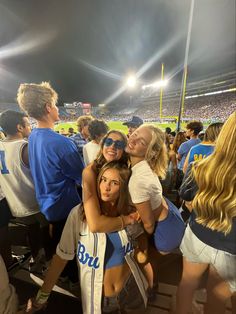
[192,112,236,234]
[144,125,168,179]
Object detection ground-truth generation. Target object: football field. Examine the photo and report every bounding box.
[54,121,183,133]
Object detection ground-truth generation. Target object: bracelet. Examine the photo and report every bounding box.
[35,289,50,305]
[118,215,124,230]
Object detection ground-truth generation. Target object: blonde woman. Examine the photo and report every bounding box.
[126,125,186,253]
[176,112,236,314]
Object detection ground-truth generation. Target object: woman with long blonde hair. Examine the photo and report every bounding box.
[126,125,186,252]
[176,112,236,314]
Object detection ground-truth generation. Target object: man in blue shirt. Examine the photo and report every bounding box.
[177,121,203,171]
[71,115,93,158]
[17,82,84,252]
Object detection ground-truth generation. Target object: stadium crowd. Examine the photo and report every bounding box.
[0,82,235,314]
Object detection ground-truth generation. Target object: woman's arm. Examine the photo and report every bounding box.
[183,152,190,174]
[134,201,155,235]
[83,166,134,233]
[25,254,68,313]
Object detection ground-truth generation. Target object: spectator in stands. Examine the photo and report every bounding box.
[82,130,135,233]
[71,115,93,157]
[83,119,108,166]
[177,121,203,186]
[17,82,84,282]
[67,127,75,137]
[123,116,143,137]
[162,134,177,193]
[183,122,223,173]
[176,112,236,314]
[126,125,185,253]
[24,162,147,314]
[125,125,185,292]
[0,110,50,273]
[169,131,176,145]
[172,131,186,154]
[59,128,67,136]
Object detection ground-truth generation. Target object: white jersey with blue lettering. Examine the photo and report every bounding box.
[0,139,39,217]
[56,204,148,314]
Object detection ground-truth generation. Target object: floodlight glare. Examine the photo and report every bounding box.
[126,75,137,88]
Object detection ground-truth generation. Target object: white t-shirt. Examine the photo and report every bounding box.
[0,139,39,217]
[56,205,148,314]
[129,160,162,209]
[83,141,100,166]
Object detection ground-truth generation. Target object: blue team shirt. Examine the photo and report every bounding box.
[29,128,84,221]
[178,138,201,170]
[188,144,215,163]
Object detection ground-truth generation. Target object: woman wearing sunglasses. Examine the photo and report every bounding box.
[24,162,147,314]
[82,130,136,233]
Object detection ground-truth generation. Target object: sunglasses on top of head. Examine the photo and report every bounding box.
[103,138,126,150]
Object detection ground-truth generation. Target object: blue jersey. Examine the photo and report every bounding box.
[178,138,201,170]
[29,128,84,221]
[188,144,214,163]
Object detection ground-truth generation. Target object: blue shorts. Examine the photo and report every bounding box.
[153,198,186,252]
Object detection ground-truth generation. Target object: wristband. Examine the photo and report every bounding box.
[35,289,50,305]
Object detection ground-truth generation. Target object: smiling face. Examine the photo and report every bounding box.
[125,125,152,158]
[99,168,120,204]
[102,132,126,162]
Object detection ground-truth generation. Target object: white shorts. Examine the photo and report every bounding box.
[180,224,236,292]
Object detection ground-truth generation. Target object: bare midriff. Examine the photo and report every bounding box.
[153,198,169,221]
[103,262,130,297]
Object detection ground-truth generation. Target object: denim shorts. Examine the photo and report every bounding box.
[154,198,186,252]
[102,273,145,313]
[181,224,236,292]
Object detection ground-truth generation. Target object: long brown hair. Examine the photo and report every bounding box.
[94,130,129,174]
[97,161,131,216]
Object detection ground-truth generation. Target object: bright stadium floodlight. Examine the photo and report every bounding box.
[142,79,168,90]
[126,75,137,88]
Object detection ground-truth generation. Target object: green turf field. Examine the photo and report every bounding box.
[54,121,184,133]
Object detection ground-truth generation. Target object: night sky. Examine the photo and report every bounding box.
[0,0,235,107]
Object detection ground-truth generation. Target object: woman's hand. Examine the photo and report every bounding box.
[23,298,47,313]
[122,213,137,226]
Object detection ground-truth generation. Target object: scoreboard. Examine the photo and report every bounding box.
[64,102,91,115]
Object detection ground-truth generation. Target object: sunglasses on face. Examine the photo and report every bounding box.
[103,138,126,150]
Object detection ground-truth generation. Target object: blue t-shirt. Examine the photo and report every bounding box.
[29,128,84,221]
[188,144,214,163]
[178,138,201,170]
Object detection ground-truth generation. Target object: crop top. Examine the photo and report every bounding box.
[104,232,126,269]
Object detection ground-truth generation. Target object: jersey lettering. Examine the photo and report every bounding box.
[0,151,10,174]
[77,241,100,269]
